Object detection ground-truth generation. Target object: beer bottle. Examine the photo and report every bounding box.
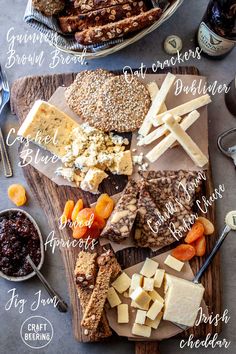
[197,0,236,59]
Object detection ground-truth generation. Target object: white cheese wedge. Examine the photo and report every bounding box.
[130,274,143,291]
[149,290,164,304]
[140,258,159,278]
[163,114,208,167]
[146,312,163,329]
[147,300,163,320]
[143,277,155,292]
[130,287,151,308]
[107,287,121,308]
[154,269,165,288]
[117,304,129,324]
[131,301,150,311]
[163,274,205,327]
[139,73,176,136]
[132,323,151,338]
[112,272,131,294]
[17,100,79,158]
[135,310,147,325]
[146,110,200,163]
[164,255,184,272]
[153,94,212,126]
[80,167,108,194]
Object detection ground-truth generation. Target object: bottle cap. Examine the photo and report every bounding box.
[164,35,183,55]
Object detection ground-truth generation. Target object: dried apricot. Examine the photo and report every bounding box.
[195,235,206,256]
[197,217,214,235]
[8,184,27,207]
[83,226,101,239]
[62,200,75,221]
[76,208,95,227]
[171,244,196,261]
[95,194,114,219]
[185,221,204,244]
[73,225,88,239]
[72,199,84,222]
[92,211,106,229]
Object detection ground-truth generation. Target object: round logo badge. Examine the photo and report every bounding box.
[20,316,53,349]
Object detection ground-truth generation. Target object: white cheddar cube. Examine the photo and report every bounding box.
[107,287,121,308]
[135,310,147,325]
[163,274,204,327]
[112,272,131,293]
[143,277,155,291]
[146,312,163,329]
[147,300,163,320]
[117,304,129,324]
[131,301,150,311]
[149,290,164,304]
[140,258,159,278]
[130,287,151,308]
[132,323,151,338]
[164,255,184,272]
[130,273,143,290]
[154,269,165,288]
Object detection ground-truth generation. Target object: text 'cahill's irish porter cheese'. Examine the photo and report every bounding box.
[197,0,236,58]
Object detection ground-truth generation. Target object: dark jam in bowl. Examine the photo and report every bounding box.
[0,211,41,277]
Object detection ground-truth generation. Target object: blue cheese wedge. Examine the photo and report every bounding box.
[17,100,79,158]
[163,274,205,327]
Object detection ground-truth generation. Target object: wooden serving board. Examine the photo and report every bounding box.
[11,67,222,352]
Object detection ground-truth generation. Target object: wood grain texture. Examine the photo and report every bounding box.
[10,67,221,345]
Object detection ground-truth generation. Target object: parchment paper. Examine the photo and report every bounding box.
[18,74,209,188]
[105,251,208,340]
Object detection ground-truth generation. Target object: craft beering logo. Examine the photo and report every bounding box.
[20,316,53,349]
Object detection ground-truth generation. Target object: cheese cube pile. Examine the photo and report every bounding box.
[107,256,204,337]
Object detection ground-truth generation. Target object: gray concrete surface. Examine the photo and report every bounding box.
[0,0,235,353]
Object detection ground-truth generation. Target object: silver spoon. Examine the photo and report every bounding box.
[26,255,68,313]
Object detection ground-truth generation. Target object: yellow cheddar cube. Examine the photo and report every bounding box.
[112,272,131,294]
[149,290,164,304]
[135,310,147,325]
[147,300,163,320]
[130,273,143,290]
[117,304,129,324]
[164,255,184,272]
[130,287,151,308]
[131,301,150,311]
[140,258,159,278]
[107,287,121,308]
[154,269,165,288]
[143,277,155,291]
[146,312,163,329]
[132,323,151,338]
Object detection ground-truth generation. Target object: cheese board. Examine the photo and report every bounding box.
[10,66,222,353]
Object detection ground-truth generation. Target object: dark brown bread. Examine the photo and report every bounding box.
[58,2,147,33]
[74,0,133,13]
[32,0,65,16]
[75,7,162,45]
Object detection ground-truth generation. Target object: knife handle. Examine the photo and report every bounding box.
[0,127,13,177]
[193,224,231,284]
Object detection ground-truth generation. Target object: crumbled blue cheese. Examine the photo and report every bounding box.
[59,124,133,191]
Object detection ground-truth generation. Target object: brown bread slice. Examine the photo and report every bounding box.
[59,2,147,33]
[81,250,121,330]
[74,251,112,340]
[74,0,133,13]
[75,7,162,45]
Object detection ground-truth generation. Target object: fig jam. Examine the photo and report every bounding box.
[0,211,41,277]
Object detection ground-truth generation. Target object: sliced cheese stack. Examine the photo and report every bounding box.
[17,100,79,158]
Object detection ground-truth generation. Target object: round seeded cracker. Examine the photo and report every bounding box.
[93,75,151,132]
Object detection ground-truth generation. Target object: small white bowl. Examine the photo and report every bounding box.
[0,208,44,282]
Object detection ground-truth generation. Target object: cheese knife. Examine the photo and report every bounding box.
[175,210,236,330]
